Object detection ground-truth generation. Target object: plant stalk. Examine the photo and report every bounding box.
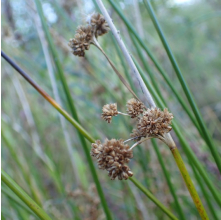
[1,170,51,220]
[94,1,209,218]
[96,0,156,107]
[164,135,209,220]
[143,0,221,174]
[93,39,140,102]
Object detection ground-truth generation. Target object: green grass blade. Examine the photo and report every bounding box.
[143,0,221,174]
[1,129,42,206]
[2,187,34,216]
[34,1,112,219]
[2,51,178,219]
[129,33,201,132]
[1,170,51,220]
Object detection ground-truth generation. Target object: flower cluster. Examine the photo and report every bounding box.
[91,139,133,180]
[136,108,173,137]
[94,99,173,180]
[101,103,118,123]
[101,99,173,138]
[126,98,145,118]
[68,13,109,57]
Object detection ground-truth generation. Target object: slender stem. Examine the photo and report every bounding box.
[191,164,219,220]
[143,0,221,174]
[124,136,143,144]
[11,75,54,171]
[170,147,209,220]
[1,170,51,220]
[134,54,221,206]
[129,32,201,133]
[93,39,141,102]
[95,0,156,108]
[130,137,153,150]
[1,51,95,143]
[2,50,112,220]
[33,12,81,186]
[129,177,178,220]
[2,51,178,219]
[1,130,42,206]
[118,111,130,116]
[2,187,33,216]
[152,139,186,220]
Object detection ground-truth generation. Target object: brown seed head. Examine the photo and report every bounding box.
[126,98,145,118]
[136,108,173,137]
[68,25,92,57]
[101,103,118,123]
[91,139,133,180]
[87,13,110,37]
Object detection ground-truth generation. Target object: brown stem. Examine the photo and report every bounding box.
[92,39,142,103]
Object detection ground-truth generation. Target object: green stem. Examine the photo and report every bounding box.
[2,187,34,216]
[133,56,221,207]
[129,33,200,132]
[152,139,185,220]
[170,148,209,220]
[1,170,51,220]
[129,177,178,220]
[1,129,42,206]
[143,0,221,174]
[191,164,219,220]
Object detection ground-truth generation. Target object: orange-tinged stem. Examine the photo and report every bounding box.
[171,147,209,220]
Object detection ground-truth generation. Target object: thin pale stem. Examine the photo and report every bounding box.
[96,0,156,107]
[130,137,153,150]
[124,136,143,144]
[33,11,81,186]
[118,111,130,116]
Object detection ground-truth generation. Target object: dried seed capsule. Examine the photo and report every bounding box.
[91,139,133,180]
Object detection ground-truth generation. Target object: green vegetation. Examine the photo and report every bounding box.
[1,0,221,219]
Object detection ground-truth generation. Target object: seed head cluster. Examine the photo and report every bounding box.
[91,139,133,180]
[101,103,118,123]
[68,13,109,57]
[136,107,173,137]
[126,98,145,118]
[95,100,173,180]
[88,13,110,37]
[68,25,92,57]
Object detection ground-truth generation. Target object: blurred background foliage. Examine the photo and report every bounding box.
[1,0,221,219]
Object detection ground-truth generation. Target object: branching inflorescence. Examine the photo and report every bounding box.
[96,98,173,180]
[68,13,173,180]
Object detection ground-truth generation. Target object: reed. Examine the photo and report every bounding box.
[2,1,220,219]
